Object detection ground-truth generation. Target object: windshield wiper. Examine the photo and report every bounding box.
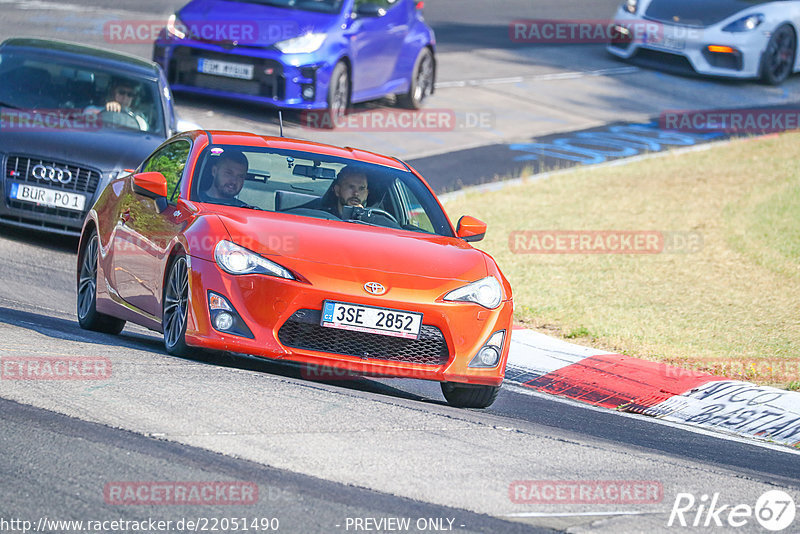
[0,101,23,110]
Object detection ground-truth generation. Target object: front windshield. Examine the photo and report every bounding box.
[191,146,454,237]
[230,0,344,14]
[0,50,165,136]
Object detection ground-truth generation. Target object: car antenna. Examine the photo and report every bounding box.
[278,111,284,137]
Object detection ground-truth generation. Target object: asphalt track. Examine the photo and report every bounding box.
[1,396,541,534]
[409,104,800,193]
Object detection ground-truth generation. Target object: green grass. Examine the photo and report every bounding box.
[443,133,800,388]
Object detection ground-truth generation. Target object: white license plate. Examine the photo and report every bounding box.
[9,183,86,212]
[198,58,254,80]
[647,31,684,50]
[321,301,423,340]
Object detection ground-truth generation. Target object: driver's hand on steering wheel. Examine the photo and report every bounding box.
[105,101,122,113]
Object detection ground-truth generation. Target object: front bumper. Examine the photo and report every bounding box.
[606,12,769,79]
[154,39,332,110]
[184,256,513,386]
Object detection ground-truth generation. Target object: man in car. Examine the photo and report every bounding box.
[86,77,148,130]
[322,165,369,218]
[201,149,249,206]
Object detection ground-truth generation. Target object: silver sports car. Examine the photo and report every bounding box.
[607,0,799,84]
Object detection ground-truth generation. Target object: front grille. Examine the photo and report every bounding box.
[169,47,285,100]
[4,155,101,221]
[278,309,450,366]
[632,48,696,75]
[5,155,100,194]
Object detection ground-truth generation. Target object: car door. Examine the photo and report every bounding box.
[348,0,409,96]
[111,139,191,318]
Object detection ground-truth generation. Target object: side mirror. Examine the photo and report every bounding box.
[132,171,168,200]
[456,215,487,242]
[356,3,386,17]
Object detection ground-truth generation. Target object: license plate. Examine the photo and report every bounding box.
[646,30,685,50]
[321,301,423,340]
[198,58,254,80]
[9,183,86,212]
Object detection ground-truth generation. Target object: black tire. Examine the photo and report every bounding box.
[77,231,126,334]
[761,24,797,85]
[441,382,501,408]
[163,255,190,356]
[398,47,434,109]
[325,61,350,128]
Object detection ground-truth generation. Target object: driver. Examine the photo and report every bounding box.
[85,77,148,131]
[322,166,369,218]
[200,149,249,207]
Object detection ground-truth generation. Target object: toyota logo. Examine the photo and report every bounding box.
[364,282,386,295]
[31,164,73,184]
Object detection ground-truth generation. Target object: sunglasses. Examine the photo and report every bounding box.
[116,89,136,97]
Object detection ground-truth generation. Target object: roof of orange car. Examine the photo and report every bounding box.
[198,130,409,171]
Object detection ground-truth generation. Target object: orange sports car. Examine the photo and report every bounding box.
[76,131,513,408]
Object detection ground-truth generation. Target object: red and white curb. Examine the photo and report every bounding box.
[506,327,800,448]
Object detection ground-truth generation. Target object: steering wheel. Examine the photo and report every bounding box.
[362,208,399,225]
[99,109,142,130]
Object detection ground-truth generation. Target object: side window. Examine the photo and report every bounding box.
[143,140,191,202]
[395,179,435,233]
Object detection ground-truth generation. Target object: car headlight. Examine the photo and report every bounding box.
[214,240,295,280]
[443,276,503,309]
[274,33,326,54]
[167,14,188,39]
[623,0,638,15]
[722,14,764,32]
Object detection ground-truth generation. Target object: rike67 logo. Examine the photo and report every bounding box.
[668,490,796,531]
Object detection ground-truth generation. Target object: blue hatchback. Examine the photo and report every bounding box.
[153,0,436,122]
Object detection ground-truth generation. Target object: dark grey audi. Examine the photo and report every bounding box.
[0,38,186,236]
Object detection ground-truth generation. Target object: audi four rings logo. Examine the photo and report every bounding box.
[364,282,386,295]
[31,164,73,184]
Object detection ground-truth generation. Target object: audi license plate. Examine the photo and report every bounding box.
[321,301,422,340]
[9,183,86,212]
[197,58,254,80]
